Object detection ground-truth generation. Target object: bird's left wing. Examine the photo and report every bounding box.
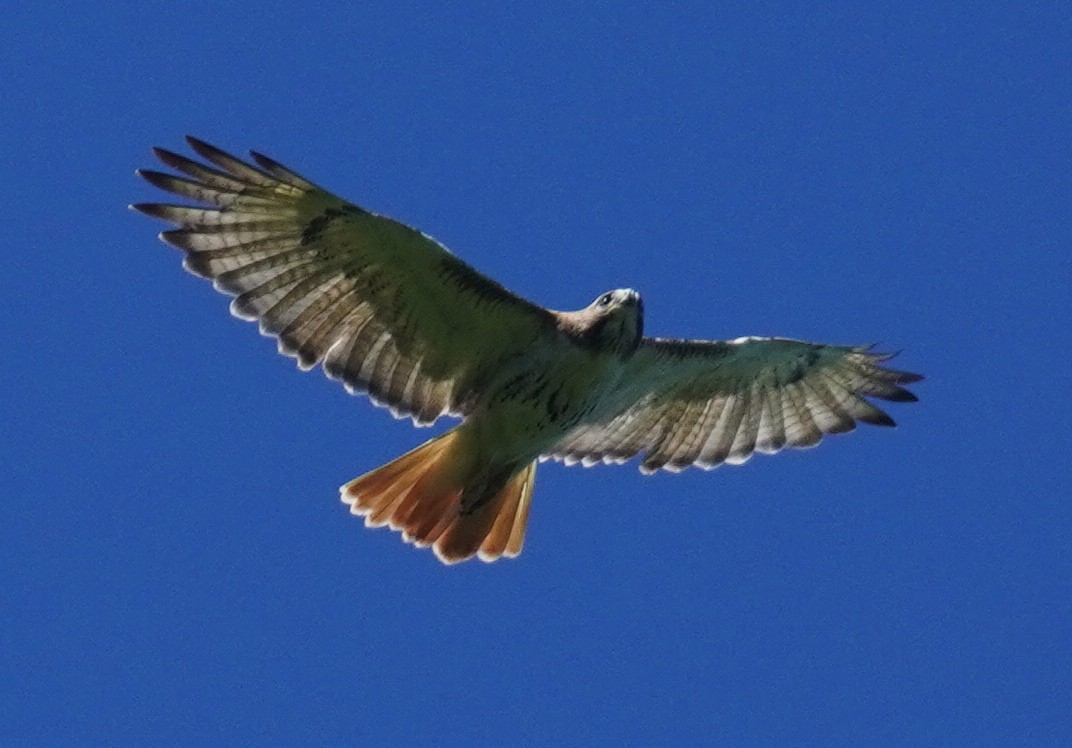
[549,336,921,473]
[133,137,557,424]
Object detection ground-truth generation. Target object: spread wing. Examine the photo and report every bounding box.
[549,336,922,473]
[133,137,556,424]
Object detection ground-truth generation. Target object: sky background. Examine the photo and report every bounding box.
[3,2,1070,745]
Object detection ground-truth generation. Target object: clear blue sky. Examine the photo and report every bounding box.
[3,3,1069,744]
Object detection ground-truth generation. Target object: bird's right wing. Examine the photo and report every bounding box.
[550,336,921,473]
[133,137,557,424]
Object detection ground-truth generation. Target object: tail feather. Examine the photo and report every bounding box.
[340,429,537,564]
[364,486,412,528]
[479,478,523,559]
[478,463,536,561]
[506,467,534,554]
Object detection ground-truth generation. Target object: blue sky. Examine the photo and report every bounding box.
[3,2,1070,744]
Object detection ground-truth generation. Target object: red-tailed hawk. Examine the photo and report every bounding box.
[133,137,921,564]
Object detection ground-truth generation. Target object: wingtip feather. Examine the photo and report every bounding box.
[860,410,897,427]
[249,150,276,169]
[184,135,244,168]
[886,388,919,403]
[184,134,215,154]
[131,202,173,220]
[151,145,181,164]
[137,169,186,193]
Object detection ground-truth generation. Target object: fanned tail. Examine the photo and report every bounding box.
[340,429,536,564]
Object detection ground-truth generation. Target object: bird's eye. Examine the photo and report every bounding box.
[598,293,613,307]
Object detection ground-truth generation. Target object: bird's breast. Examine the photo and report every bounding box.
[464,347,622,462]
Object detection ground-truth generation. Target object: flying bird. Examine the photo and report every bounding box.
[133,137,921,564]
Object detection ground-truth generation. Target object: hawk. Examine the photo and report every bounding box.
[133,137,921,564]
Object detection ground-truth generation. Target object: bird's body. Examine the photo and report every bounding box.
[342,289,643,561]
[134,137,921,564]
[469,289,643,456]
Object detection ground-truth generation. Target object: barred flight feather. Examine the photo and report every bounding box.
[134,137,557,427]
[548,339,920,473]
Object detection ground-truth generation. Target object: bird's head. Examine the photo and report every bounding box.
[563,288,644,356]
